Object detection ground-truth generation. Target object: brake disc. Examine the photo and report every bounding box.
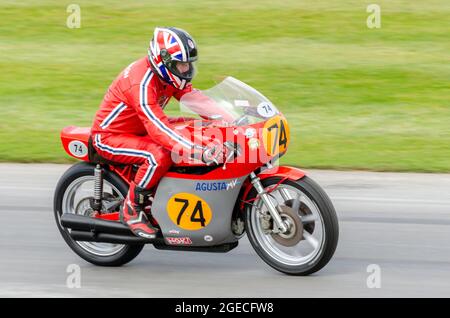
[285,198,315,234]
[75,197,94,216]
[271,205,303,247]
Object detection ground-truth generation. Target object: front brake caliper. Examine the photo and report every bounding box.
[258,210,273,234]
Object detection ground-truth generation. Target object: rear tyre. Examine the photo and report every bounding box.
[54,162,144,266]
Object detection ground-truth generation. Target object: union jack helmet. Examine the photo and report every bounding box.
[148,27,198,90]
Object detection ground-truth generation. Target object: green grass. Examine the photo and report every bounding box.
[0,0,449,171]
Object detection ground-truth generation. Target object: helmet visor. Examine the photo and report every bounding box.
[165,60,197,81]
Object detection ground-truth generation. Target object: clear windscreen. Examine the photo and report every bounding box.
[179,76,280,125]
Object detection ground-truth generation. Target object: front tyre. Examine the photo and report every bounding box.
[54,162,144,266]
[245,176,339,275]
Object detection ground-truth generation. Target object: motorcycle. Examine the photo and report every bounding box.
[54,76,338,275]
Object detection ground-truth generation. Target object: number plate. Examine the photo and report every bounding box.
[262,115,290,156]
[167,193,213,231]
[68,140,88,158]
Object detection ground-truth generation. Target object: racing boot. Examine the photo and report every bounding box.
[120,181,159,240]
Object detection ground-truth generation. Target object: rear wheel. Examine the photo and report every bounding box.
[245,176,339,275]
[54,162,144,266]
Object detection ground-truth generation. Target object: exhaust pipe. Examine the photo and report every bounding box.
[60,214,238,251]
[61,213,131,235]
[69,230,157,244]
[60,213,161,244]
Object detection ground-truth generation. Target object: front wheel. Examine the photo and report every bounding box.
[245,176,339,275]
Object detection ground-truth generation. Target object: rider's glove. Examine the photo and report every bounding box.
[200,141,229,166]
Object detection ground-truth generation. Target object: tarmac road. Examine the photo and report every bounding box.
[0,164,449,297]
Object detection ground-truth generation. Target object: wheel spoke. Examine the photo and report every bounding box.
[301,214,318,224]
[277,187,292,202]
[274,241,304,257]
[291,192,301,212]
[103,199,122,212]
[303,232,319,250]
[289,247,304,258]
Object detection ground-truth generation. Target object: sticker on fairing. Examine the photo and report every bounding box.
[167,193,213,231]
[245,128,256,138]
[68,140,88,158]
[166,237,193,245]
[257,102,277,118]
[204,235,213,242]
[262,116,290,156]
[234,100,250,107]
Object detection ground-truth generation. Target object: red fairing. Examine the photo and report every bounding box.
[60,126,91,162]
[239,166,307,210]
[168,117,275,170]
[258,165,306,181]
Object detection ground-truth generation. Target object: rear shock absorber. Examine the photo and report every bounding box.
[91,164,103,212]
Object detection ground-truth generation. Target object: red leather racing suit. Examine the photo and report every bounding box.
[91,56,198,189]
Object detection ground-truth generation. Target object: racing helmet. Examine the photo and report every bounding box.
[148,27,198,90]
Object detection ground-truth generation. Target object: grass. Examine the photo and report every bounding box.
[0,0,449,171]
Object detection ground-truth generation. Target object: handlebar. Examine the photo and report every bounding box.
[201,141,238,169]
[222,141,237,170]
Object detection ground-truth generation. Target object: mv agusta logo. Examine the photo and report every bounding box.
[195,179,241,192]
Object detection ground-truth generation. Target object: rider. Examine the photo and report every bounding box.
[91,27,225,239]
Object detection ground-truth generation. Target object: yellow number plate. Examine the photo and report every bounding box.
[262,115,290,156]
[167,193,213,231]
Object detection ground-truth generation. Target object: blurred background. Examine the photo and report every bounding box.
[0,0,449,171]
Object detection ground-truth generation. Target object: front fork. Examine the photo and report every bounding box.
[249,171,290,234]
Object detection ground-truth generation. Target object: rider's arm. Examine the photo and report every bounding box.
[167,84,197,124]
[173,85,236,123]
[128,84,199,153]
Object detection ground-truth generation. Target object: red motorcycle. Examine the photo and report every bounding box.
[54,77,338,275]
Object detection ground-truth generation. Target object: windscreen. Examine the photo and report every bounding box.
[179,76,280,125]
